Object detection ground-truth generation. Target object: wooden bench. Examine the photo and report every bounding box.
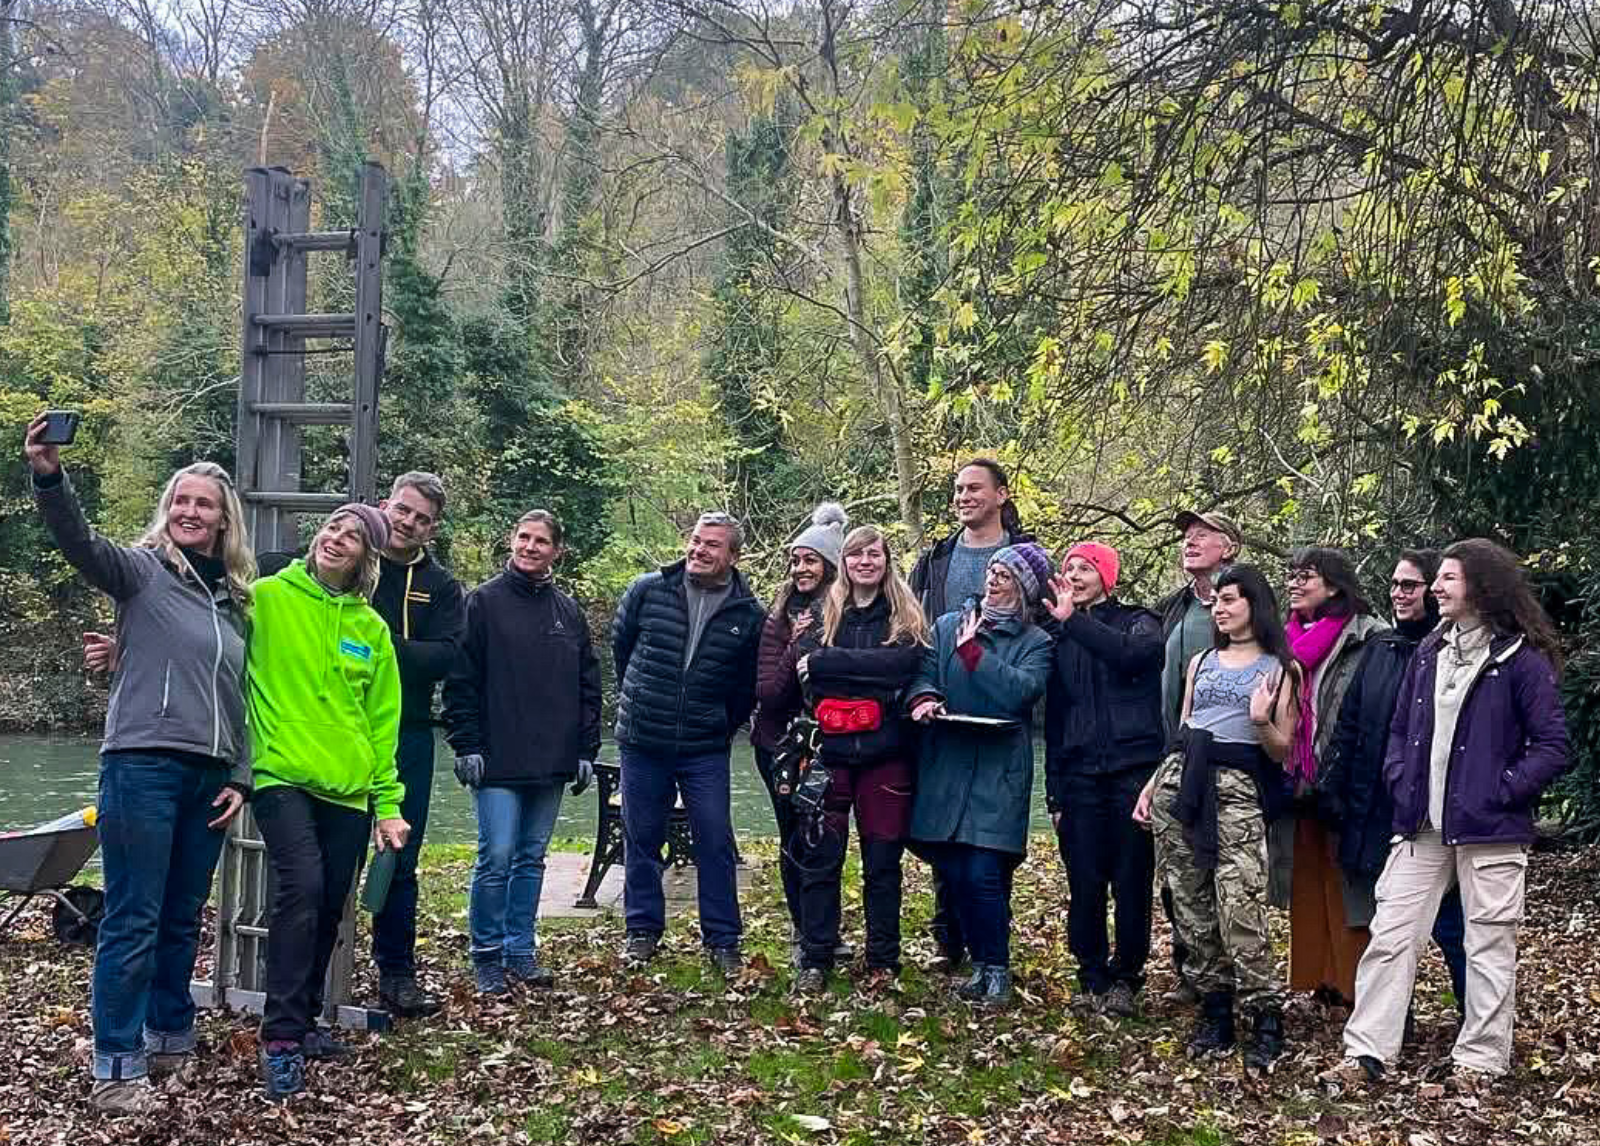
[574,761,740,908]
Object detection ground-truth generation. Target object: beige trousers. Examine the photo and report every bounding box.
[1342,832,1527,1074]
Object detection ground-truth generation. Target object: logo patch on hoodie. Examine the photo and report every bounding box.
[340,639,373,661]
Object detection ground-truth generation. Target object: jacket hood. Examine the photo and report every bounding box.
[1417,624,1525,664]
[275,559,359,700]
[280,557,362,602]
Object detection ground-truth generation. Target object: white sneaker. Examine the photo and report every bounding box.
[90,1078,163,1114]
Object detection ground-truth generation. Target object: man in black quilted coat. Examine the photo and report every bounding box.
[611,511,765,973]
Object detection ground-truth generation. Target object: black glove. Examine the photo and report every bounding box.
[453,753,485,789]
[571,759,595,797]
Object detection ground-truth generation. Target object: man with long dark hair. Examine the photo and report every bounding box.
[909,458,1034,973]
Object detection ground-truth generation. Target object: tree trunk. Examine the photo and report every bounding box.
[818,0,921,547]
[0,0,14,325]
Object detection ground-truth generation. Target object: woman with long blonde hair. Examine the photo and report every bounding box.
[792,525,929,992]
[26,415,255,1114]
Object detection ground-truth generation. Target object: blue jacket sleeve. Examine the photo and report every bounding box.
[965,629,1053,714]
[1502,649,1571,807]
[907,619,949,707]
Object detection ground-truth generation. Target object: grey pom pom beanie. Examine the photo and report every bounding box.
[791,501,849,569]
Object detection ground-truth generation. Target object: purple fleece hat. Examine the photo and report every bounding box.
[331,502,390,552]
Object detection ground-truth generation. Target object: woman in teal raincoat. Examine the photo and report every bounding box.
[908,543,1054,1006]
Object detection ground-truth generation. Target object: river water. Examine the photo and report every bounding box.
[0,732,1054,844]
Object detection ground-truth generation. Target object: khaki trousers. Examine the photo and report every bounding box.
[1342,832,1527,1074]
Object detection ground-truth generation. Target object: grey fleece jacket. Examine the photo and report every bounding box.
[34,471,252,787]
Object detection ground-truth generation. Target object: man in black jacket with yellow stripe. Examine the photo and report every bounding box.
[365,473,463,1017]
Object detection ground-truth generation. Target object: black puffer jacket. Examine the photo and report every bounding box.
[612,561,765,756]
[443,566,602,785]
[1043,599,1165,811]
[805,594,923,767]
[1319,625,1421,878]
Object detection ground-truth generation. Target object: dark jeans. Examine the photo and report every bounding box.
[619,747,741,949]
[372,725,434,979]
[92,751,228,1080]
[1433,885,1468,1009]
[796,758,912,971]
[753,746,803,931]
[930,868,965,960]
[256,786,369,1044]
[927,843,1016,967]
[1056,768,1156,994]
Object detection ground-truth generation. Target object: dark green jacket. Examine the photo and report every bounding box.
[907,611,1053,856]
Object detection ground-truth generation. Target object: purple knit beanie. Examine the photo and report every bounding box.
[989,542,1051,606]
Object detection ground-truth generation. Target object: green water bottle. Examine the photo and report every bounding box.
[361,846,399,914]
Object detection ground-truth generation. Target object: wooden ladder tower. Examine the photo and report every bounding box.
[194,161,390,1028]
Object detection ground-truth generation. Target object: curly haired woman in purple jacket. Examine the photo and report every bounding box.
[1323,539,1569,1093]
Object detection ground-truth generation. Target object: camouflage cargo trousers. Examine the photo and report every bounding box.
[1151,760,1282,1012]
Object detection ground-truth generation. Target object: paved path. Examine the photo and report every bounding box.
[536,852,757,919]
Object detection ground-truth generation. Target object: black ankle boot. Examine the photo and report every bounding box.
[1242,1007,1285,1072]
[1187,990,1236,1057]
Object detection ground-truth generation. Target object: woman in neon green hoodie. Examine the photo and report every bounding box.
[248,504,407,1101]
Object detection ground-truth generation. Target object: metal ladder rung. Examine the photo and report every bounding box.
[275,230,356,253]
[255,313,357,337]
[242,491,347,511]
[248,402,353,425]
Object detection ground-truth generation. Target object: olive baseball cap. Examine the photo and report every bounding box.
[1173,510,1243,546]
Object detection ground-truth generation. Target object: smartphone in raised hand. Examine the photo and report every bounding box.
[38,411,81,445]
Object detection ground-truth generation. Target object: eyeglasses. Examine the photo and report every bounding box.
[1391,578,1427,593]
[1285,569,1320,585]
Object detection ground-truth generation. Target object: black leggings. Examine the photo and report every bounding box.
[255,787,368,1045]
[753,746,804,931]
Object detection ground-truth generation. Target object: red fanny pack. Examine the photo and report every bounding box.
[815,698,882,734]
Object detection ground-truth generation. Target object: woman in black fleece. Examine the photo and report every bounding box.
[792,525,931,991]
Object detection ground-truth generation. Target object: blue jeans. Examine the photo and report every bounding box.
[469,783,565,965]
[928,843,1017,968]
[619,748,741,949]
[92,751,228,1080]
[372,726,435,978]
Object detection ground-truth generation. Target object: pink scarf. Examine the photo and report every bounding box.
[1285,612,1351,783]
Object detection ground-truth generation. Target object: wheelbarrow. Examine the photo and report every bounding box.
[0,813,102,943]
